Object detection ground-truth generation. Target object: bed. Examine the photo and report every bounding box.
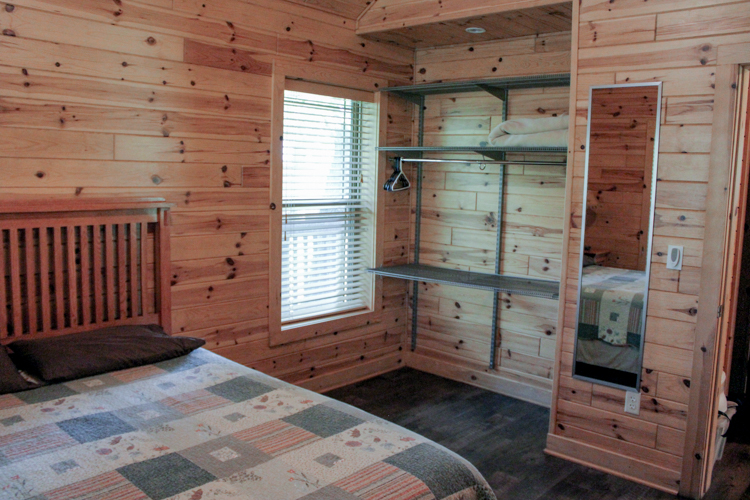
[0,199,495,500]
[575,265,646,374]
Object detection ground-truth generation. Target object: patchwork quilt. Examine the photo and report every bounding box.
[0,349,495,500]
[578,266,646,348]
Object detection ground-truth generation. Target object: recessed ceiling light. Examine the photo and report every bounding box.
[465,27,486,34]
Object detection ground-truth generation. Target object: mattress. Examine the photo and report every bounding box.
[577,265,647,348]
[0,349,495,500]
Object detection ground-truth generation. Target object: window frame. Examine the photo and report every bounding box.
[269,62,388,347]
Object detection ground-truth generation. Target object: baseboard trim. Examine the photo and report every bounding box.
[296,351,405,393]
[405,350,552,407]
[545,433,681,495]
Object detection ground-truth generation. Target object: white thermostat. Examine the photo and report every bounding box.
[666,245,683,270]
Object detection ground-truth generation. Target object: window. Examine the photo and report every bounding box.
[280,88,378,325]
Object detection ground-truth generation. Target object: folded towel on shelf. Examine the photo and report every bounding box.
[488,114,569,142]
[488,128,568,148]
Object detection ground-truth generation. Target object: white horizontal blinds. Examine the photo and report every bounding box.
[282,89,377,324]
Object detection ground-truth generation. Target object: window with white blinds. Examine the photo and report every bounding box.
[281,89,378,324]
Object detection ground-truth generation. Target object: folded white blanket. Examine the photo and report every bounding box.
[488,114,569,143]
[488,128,568,148]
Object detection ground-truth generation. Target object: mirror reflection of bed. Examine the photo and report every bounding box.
[573,84,661,390]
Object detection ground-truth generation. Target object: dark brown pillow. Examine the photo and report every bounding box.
[9,324,205,382]
[0,346,36,394]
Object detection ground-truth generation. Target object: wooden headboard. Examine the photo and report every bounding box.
[0,198,172,344]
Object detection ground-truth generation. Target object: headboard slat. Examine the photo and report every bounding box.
[93,225,104,325]
[104,224,115,323]
[24,228,38,336]
[0,231,7,339]
[117,224,127,321]
[39,228,51,333]
[129,224,138,320]
[53,226,65,330]
[9,230,23,336]
[80,226,91,327]
[140,223,148,318]
[67,225,79,328]
[1,199,172,343]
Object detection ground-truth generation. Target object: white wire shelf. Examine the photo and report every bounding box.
[368,264,559,299]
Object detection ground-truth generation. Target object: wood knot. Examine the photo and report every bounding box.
[2,29,16,37]
[151,175,163,185]
[146,36,156,45]
[418,68,426,74]
[688,307,698,316]
[35,171,45,178]
[5,4,15,12]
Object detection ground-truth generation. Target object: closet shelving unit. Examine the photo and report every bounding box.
[368,73,571,368]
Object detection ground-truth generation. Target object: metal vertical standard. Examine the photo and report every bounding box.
[489,89,509,369]
[411,96,425,351]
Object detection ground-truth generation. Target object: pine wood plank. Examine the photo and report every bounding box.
[0,66,271,120]
[0,159,244,188]
[0,3,184,60]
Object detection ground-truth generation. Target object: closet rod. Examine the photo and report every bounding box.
[397,158,566,166]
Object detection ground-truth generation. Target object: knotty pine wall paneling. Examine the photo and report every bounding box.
[547,1,750,497]
[0,0,414,393]
[404,32,572,406]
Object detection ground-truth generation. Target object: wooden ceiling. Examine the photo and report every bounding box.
[284,0,374,20]
[358,3,573,49]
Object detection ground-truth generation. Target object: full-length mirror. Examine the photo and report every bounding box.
[573,83,662,390]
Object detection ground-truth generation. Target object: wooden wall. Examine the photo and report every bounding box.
[0,0,414,392]
[404,32,571,406]
[547,0,750,496]
[584,85,658,271]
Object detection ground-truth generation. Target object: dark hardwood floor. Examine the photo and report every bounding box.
[327,368,750,500]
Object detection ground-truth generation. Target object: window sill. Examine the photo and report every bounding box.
[270,307,382,347]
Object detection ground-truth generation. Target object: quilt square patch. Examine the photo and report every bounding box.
[298,484,360,500]
[384,443,476,499]
[233,420,320,457]
[13,384,79,404]
[117,453,216,500]
[178,435,271,478]
[283,405,364,438]
[0,394,25,410]
[205,376,274,403]
[0,423,78,462]
[43,470,148,500]
[111,364,167,383]
[64,374,122,394]
[335,461,434,500]
[160,389,231,416]
[57,412,136,444]
[156,351,210,373]
[114,402,184,430]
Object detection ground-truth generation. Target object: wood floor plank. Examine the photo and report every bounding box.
[326,368,750,500]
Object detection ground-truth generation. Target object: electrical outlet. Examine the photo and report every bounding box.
[625,391,641,415]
